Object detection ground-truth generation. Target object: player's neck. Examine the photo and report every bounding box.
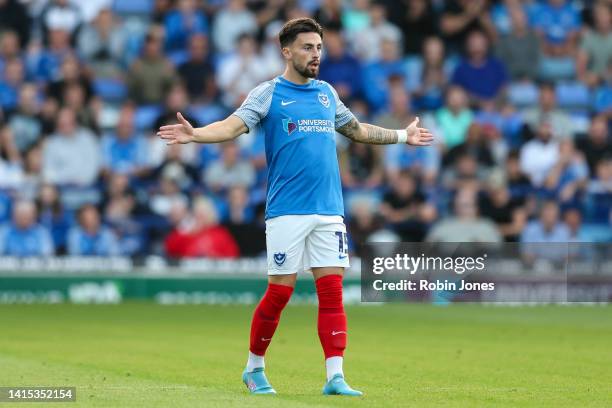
[282,67,311,85]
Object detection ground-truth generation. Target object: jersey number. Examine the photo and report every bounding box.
[335,232,348,256]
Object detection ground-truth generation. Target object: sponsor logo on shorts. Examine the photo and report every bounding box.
[274,252,286,266]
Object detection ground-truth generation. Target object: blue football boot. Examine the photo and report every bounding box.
[322,374,363,396]
[242,368,276,394]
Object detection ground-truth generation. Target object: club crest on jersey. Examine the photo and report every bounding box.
[282,118,297,135]
[274,252,286,266]
[318,93,330,108]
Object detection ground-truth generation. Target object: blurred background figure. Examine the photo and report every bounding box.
[0,200,54,256]
[68,203,119,256]
[0,0,608,259]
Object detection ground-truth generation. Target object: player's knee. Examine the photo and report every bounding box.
[264,283,294,312]
[315,274,344,313]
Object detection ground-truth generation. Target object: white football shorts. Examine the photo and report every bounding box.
[266,214,350,275]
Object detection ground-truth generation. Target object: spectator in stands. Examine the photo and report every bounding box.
[36,183,71,254]
[380,170,436,241]
[21,143,44,200]
[361,37,405,112]
[440,0,497,55]
[177,34,216,102]
[520,200,571,263]
[543,139,589,203]
[0,125,22,188]
[0,58,24,113]
[34,26,73,82]
[63,82,99,133]
[319,29,362,101]
[495,4,540,80]
[204,141,255,193]
[339,141,384,190]
[532,0,581,80]
[0,0,31,47]
[521,200,570,243]
[47,55,94,105]
[442,122,496,169]
[587,155,612,218]
[42,107,100,186]
[68,204,119,256]
[427,187,502,242]
[398,0,438,56]
[103,180,145,256]
[40,0,82,43]
[0,57,23,112]
[212,0,257,54]
[412,36,448,111]
[149,143,199,191]
[352,2,402,62]
[451,30,508,104]
[441,152,489,193]
[347,197,384,256]
[479,170,527,242]
[217,34,273,108]
[435,85,474,149]
[563,206,587,242]
[77,8,126,78]
[314,0,343,31]
[127,30,175,105]
[163,0,208,52]
[0,30,21,72]
[523,82,573,139]
[165,197,239,258]
[224,185,265,257]
[7,84,42,154]
[577,1,612,88]
[0,200,54,256]
[149,174,189,218]
[520,121,560,187]
[153,83,197,132]
[101,105,149,178]
[504,149,533,199]
[577,115,612,175]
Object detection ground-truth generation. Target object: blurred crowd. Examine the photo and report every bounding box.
[0,0,611,259]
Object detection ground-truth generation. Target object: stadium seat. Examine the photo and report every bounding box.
[556,81,591,111]
[568,111,590,135]
[167,50,189,67]
[188,104,226,127]
[112,0,153,16]
[93,78,128,102]
[134,105,163,131]
[507,81,539,108]
[593,85,612,113]
[581,223,612,243]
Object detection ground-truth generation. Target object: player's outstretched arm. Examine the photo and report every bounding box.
[337,117,434,146]
[157,112,248,145]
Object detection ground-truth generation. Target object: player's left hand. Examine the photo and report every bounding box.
[406,117,434,146]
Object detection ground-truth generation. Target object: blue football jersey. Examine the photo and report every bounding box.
[233,76,355,219]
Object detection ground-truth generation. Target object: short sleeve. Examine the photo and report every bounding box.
[232,80,275,133]
[325,82,356,129]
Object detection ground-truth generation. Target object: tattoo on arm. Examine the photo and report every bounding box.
[337,118,399,145]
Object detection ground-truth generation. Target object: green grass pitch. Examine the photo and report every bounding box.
[0,303,611,407]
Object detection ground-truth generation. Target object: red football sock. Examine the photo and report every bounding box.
[316,274,346,359]
[249,283,294,356]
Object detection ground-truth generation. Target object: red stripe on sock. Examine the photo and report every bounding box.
[249,283,293,356]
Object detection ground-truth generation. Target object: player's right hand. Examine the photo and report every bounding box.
[157,112,194,145]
